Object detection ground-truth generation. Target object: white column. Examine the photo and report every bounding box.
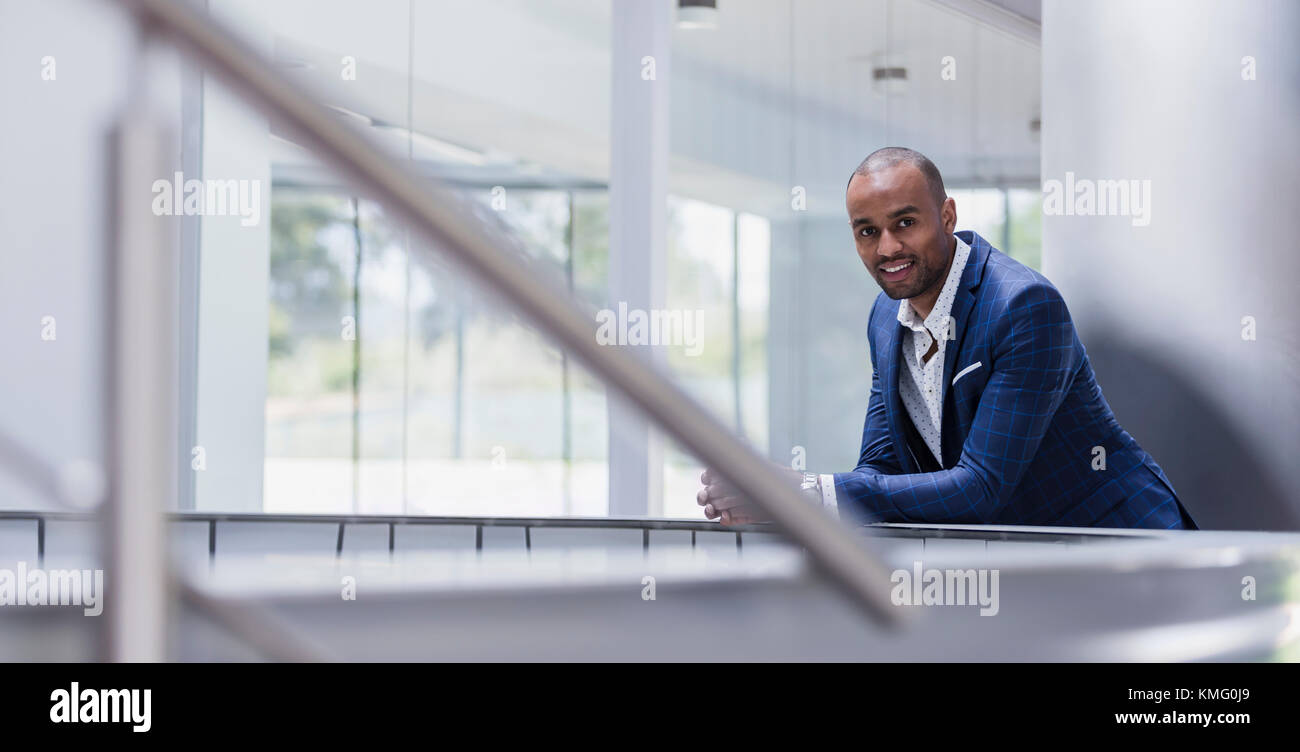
[1041,0,1300,529]
[607,0,672,517]
[193,0,272,512]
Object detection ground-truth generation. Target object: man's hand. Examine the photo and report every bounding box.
[696,466,802,526]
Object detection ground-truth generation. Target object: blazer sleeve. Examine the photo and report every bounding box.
[855,345,905,477]
[831,283,1080,524]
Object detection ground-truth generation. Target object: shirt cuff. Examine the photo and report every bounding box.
[818,473,839,518]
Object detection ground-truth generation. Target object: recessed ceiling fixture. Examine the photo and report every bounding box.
[872,65,909,95]
[325,104,374,126]
[276,57,315,71]
[677,0,718,30]
[370,120,491,166]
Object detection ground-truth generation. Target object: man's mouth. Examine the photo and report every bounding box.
[880,260,914,282]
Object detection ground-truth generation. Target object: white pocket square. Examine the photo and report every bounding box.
[952,361,983,386]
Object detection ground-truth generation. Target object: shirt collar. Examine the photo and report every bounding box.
[896,234,971,333]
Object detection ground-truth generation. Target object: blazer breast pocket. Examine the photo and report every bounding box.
[948,361,986,418]
[951,361,983,387]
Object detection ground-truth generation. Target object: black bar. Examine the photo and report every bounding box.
[5,663,1287,739]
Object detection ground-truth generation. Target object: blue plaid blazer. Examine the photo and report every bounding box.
[831,231,1196,529]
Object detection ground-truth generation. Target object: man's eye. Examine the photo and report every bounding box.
[898,218,915,229]
[859,227,876,237]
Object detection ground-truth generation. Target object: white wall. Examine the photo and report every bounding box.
[0,0,155,510]
[191,0,273,512]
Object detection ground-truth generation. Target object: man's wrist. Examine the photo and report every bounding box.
[818,473,840,518]
[798,472,840,518]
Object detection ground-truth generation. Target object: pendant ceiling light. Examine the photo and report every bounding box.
[677,0,718,30]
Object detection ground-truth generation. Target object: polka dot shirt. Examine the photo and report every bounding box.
[895,234,971,468]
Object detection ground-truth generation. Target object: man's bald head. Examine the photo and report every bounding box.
[845,147,958,307]
[847,147,947,210]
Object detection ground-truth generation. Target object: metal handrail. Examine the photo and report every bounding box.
[1,509,1164,540]
[110,0,900,625]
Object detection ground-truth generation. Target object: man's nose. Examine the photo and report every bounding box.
[876,230,905,257]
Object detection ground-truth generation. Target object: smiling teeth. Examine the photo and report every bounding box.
[885,262,912,273]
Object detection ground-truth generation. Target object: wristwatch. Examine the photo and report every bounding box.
[800,472,840,519]
[799,472,821,501]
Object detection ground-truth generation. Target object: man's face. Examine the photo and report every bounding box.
[846,164,957,300]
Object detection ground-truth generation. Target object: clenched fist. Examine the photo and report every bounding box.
[696,466,803,526]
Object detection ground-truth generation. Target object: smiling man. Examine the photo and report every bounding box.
[698,147,1196,529]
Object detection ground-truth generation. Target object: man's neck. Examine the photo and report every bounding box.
[907,235,957,321]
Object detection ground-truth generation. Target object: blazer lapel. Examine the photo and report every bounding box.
[941,288,977,405]
[877,232,994,473]
[879,313,916,473]
[940,231,991,466]
[940,232,991,402]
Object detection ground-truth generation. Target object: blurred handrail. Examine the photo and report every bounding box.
[110,0,901,626]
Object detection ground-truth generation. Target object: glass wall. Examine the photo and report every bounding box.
[264,192,358,514]
[948,187,1044,270]
[263,183,770,517]
[667,0,1042,487]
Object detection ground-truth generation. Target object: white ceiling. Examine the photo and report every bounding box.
[260,0,1041,215]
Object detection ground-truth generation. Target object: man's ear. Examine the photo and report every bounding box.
[941,196,957,234]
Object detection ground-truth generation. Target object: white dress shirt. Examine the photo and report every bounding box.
[896,233,971,467]
[816,234,970,513]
